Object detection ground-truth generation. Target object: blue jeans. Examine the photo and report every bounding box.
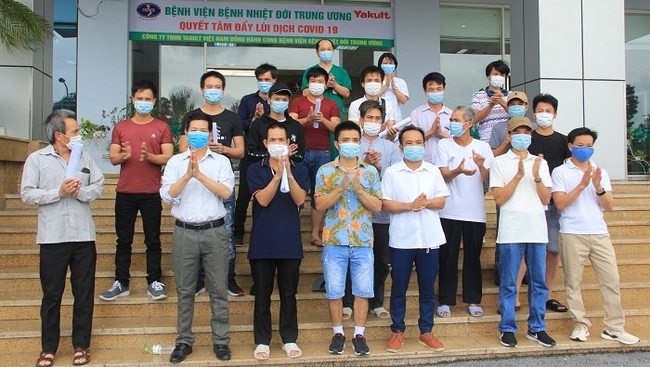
[497,243,548,333]
[299,150,331,207]
[389,247,439,334]
[198,192,236,281]
[322,245,374,300]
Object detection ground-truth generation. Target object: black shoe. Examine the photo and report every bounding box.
[500,332,517,347]
[170,343,192,363]
[234,233,244,247]
[527,330,556,347]
[249,284,256,296]
[352,334,370,356]
[329,333,346,354]
[195,279,206,297]
[228,278,244,297]
[213,344,231,361]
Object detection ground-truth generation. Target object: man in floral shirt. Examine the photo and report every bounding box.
[315,121,382,357]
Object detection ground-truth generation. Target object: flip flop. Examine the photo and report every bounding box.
[371,307,390,319]
[342,307,353,320]
[468,305,484,317]
[36,352,55,367]
[282,342,302,358]
[436,305,451,318]
[254,344,270,360]
[546,299,568,312]
[72,348,90,366]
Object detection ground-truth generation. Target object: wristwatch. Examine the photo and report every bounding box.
[596,189,606,196]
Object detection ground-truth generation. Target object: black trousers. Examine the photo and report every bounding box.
[114,193,162,287]
[233,161,251,239]
[249,258,301,345]
[438,218,486,306]
[40,241,96,353]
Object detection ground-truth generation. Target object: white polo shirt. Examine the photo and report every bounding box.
[382,160,450,249]
[348,96,395,124]
[409,104,453,164]
[489,150,551,244]
[435,138,494,223]
[551,159,612,234]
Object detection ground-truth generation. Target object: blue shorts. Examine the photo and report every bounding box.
[322,245,374,300]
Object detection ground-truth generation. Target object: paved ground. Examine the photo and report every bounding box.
[437,351,650,366]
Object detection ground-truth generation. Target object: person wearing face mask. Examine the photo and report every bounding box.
[471,60,511,143]
[238,63,278,134]
[102,80,173,302]
[160,111,235,363]
[22,110,104,367]
[348,65,396,127]
[434,106,493,319]
[377,53,410,123]
[409,72,452,164]
[490,116,556,349]
[314,121,382,357]
[526,93,572,315]
[382,126,450,353]
[289,67,341,247]
[490,91,530,157]
[179,70,246,297]
[246,123,310,360]
[551,127,640,346]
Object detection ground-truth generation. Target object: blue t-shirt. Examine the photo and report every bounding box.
[247,158,310,259]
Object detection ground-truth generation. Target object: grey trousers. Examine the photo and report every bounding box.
[172,224,230,346]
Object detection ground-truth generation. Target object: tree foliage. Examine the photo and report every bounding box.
[0,0,53,52]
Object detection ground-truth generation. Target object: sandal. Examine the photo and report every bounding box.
[342,307,353,320]
[72,348,90,366]
[36,352,55,367]
[436,305,451,318]
[371,307,390,319]
[254,344,270,360]
[282,342,302,358]
[468,304,484,317]
[546,299,568,313]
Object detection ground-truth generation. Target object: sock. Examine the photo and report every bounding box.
[354,326,365,336]
[333,325,344,335]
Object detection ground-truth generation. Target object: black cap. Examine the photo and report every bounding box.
[268,82,292,96]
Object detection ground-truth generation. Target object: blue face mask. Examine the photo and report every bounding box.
[381,64,396,75]
[338,142,360,159]
[258,81,272,94]
[134,101,154,115]
[449,122,466,137]
[204,89,223,105]
[187,131,210,150]
[270,101,289,114]
[571,146,594,162]
[508,105,526,118]
[510,134,531,151]
[319,51,333,63]
[403,146,425,162]
[427,92,444,104]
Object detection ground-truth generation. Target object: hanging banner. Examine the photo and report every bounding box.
[128,0,394,47]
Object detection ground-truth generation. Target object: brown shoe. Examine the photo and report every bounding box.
[419,332,444,351]
[386,332,405,353]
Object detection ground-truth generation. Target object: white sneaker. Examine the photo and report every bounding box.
[601,330,640,345]
[570,323,589,342]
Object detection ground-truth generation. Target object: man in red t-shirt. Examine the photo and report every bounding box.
[101,80,174,302]
[289,66,340,246]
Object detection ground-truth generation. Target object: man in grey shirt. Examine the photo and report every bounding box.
[21,109,104,367]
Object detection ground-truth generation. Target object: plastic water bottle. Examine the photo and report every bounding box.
[144,344,175,355]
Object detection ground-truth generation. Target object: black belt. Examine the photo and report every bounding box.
[175,218,224,230]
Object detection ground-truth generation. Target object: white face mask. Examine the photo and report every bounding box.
[308,83,325,96]
[364,82,382,96]
[535,113,554,128]
[64,134,82,151]
[267,144,288,159]
[363,122,381,137]
[489,75,505,88]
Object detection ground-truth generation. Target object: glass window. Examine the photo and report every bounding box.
[625,12,650,174]
[52,0,78,112]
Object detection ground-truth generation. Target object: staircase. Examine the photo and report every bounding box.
[0,175,649,366]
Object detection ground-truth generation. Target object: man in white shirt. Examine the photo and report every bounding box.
[382,126,449,353]
[348,65,396,126]
[160,111,235,363]
[409,72,452,164]
[435,106,493,318]
[489,116,555,349]
[551,127,640,345]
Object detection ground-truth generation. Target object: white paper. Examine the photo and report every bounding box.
[65,143,84,179]
[314,98,322,115]
[378,117,412,139]
[212,122,219,143]
[280,168,290,193]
